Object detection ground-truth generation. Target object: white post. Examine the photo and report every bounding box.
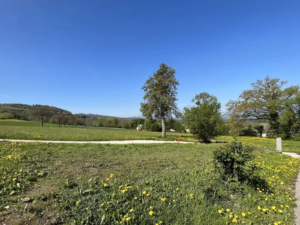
[276,137,282,153]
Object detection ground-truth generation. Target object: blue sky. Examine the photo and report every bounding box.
[1,0,300,117]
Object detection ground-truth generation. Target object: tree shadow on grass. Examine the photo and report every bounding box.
[243,174,271,193]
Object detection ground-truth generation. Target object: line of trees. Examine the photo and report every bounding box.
[140,63,300,141]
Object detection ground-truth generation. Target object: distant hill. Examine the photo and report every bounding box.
[0,103,139,121]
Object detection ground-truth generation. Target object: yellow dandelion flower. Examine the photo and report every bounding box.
[272,206,276,210]
[232,218,237,223]
[126,217,131,221]
[218,209,223,214]
[242,213,246,217]
[258,206,261,210]
[143,191,146,195]
[110,174,113,178]
[149,211,153,216]
[226,209,230,212]
[76,201,80,205]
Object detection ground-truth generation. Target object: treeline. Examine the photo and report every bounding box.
[98,117,185,132]
[0,104,186,132]
[180,76,300,142]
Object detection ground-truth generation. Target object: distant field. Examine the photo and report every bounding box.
[0,119,58,127]
[1,120,299,152]
[0,119,127,130]
[0,120,194,142]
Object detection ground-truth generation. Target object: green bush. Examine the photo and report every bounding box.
[182,101,222,143]
[240,125,257,137]
[213,142,256,182]
[0,112,13,119]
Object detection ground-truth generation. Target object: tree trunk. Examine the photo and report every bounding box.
[41,118,44,127]
[162,118,166,138]
[58,122,61,127]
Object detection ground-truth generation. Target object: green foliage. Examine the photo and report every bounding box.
[240,125,257,137]
[217,120,230,135]
[254,125,264,137]
[129,118,145,129]
[166,118,185,133]
[140,63,179,137]
[213,142,256,181]
[227,76,299,136]
[0,113,13,119]
[182,93,223,142]
[144,117,162,132]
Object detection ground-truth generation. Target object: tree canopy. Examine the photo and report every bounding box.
[227,76,299,136]
[182,92,222,143]
[140,63,179,137]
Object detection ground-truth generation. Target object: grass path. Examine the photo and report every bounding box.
[0,139,193,144]
[283,152,300,225]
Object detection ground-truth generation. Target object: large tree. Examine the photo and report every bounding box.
[182,92,223,143]
[227,76,299,136]
[140,63,179,137]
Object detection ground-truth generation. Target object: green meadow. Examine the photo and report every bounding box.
[1,120,300,153]
[0,120,194,142]
[1,142,300,224]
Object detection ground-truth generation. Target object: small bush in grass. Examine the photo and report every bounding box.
[213,142,256,181]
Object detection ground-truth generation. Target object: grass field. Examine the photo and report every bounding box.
[216,136,300,153]
[1,120,300,153]
[0,120,195,142]
[0,142,299,224]
[0,120,127,130]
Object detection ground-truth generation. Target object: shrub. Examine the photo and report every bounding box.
[240,126,257,137]
[213,142,256,181]
[182,95,223,143]
[0,112,13,119]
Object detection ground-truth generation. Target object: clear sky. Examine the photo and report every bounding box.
[1,0,300,117]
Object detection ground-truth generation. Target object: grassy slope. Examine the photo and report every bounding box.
[0,142,300,224]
